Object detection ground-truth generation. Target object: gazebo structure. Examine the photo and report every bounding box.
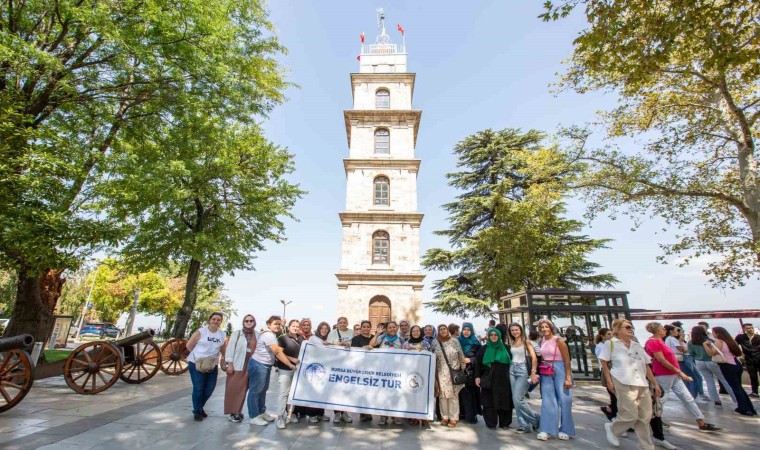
[492,289,653,379]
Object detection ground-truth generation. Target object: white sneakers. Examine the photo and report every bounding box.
[249,416,268,426]
[261,411,276,422]
[276,417,287,429]
[654,439,678,449]
[604,423,620,447]
[333,412,353,423]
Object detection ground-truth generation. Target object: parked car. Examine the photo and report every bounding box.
[80,322,121,339]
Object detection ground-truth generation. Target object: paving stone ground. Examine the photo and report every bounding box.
[0,371,757,449]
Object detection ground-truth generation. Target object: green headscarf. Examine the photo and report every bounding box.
[482,328,511,367]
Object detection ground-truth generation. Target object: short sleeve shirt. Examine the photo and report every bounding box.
[275,334,303,370]
[665,336,684,357]
[351,334,373,348]
[645,338,679,376]
[252,330,278,365]
[327,328,354,345]
[598,337,651,387]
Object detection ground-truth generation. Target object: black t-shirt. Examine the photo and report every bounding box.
[736,333,760,362]
[351,334,373,348]
[276,334,303,370]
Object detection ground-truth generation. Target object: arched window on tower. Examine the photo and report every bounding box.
[374,176,389,206]
[374,128,390,154]
[376,89,390,109]
[372,230,390,264]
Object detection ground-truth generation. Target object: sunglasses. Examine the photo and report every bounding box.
[623,325,634,330]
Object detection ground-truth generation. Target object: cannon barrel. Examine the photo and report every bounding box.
[0,334,34,352]
[114,329,155,348]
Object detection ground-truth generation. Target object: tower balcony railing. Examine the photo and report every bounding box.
[361,43,406,55]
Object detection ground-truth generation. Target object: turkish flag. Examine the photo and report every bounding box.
[360,32,365,43]
[397,24,405,35]
[357,55,361,61]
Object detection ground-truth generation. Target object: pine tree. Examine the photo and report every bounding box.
[423,129,617,317]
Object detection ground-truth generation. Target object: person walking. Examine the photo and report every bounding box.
[474,327,513,430]
[536,319,575,441]
[689,326,735,406]
[665,325,698,399]
[186,312,226,421]
[595,327,617,421]
[224,314,257,423]
[507,323,540,433]
[433,323,467,428]
[599,319,660,450]
[707,327,757,416]
[735,323,760,398]
[248,315,298,426]
[275,320,304,429]
[458,322,482,425]
[644,322,722,433]
[327,316,354,424]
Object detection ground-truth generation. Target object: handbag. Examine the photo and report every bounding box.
[480,368,493,389]
[538,340,559,376]
[440,342,467,385]
[195,354,219,373]
[709,342,727,363]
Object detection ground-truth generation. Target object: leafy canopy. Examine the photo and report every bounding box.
[543,0,760,287]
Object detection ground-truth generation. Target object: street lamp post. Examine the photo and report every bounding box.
[280,299,292,322]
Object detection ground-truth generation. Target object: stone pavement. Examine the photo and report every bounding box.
[0,372,757,450]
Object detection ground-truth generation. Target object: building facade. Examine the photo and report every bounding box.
[336,11,424,328]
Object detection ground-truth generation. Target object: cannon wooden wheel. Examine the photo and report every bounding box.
[160,338,189,375]
[119,340,161,384]
[64,342,122,394]
[0,349,34,413]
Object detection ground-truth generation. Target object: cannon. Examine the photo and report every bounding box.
[0,334,35,413]
[63,329,160,394]
[159,338,189,375]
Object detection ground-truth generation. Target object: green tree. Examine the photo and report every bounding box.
[0,0,287,342]
[107,112,302,337]
[542,1,760,286]
[423,129,617,317]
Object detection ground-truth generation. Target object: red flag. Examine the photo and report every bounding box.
[360,32,365,43]
[357,55,361,61]
[397,24,405,35]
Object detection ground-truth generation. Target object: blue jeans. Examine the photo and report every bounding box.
[539,361,575,436]
[680,355,700,398]
[510,362,539,429]
[247,359,272,418]
[696,360,737,404]
[685,355,705,396]
[188,361,218,414]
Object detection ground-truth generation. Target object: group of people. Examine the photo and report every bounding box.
[182,311,757,447]
[595,320,758,450]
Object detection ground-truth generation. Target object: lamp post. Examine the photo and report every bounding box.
[280,299,292,322]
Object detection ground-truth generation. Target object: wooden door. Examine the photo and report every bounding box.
[369,297,391,330]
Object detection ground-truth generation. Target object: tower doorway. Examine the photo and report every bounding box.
[369,296,391,330]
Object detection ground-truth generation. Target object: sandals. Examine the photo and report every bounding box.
[448,420,458,428]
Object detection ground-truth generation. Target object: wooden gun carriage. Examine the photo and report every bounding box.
[0,334,35,413]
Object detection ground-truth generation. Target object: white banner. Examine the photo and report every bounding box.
[288,342,436,419]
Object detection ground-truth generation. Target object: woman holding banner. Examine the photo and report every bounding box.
[297,321,331,423]
[474,327,513,430]
[372,321,405,425]
[434,323,467,428]
[327,316,354,424]
[275,320,303,429]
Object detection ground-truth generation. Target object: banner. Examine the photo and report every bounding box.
[288,342,436,419]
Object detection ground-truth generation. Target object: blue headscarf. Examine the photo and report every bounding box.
[458,322,480,355]
[423,324,437,346]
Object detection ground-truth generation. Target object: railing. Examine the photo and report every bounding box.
[361,43,406,55]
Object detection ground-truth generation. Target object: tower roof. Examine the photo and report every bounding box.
[359,8,407,73]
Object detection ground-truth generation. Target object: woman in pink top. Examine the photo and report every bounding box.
[644,322,722,433]
[535,319,574,442]
[707,327,757,416]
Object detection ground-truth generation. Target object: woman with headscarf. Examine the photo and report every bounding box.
[405,325,431,352]
[223,314,257,423]
[298,321,331,423]
[433,323,467,427]
[458,322,482,424]
[474,327,513,430]
[423,324,437,347]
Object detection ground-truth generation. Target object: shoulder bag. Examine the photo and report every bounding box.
[538,340,558,376]
[440,342,467,385]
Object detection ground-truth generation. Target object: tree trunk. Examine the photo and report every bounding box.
[3,269,65,351]
[171,258,201,338]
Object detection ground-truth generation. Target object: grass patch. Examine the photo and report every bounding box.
[44,349,72,363]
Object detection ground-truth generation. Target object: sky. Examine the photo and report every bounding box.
[128,1,759,337]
